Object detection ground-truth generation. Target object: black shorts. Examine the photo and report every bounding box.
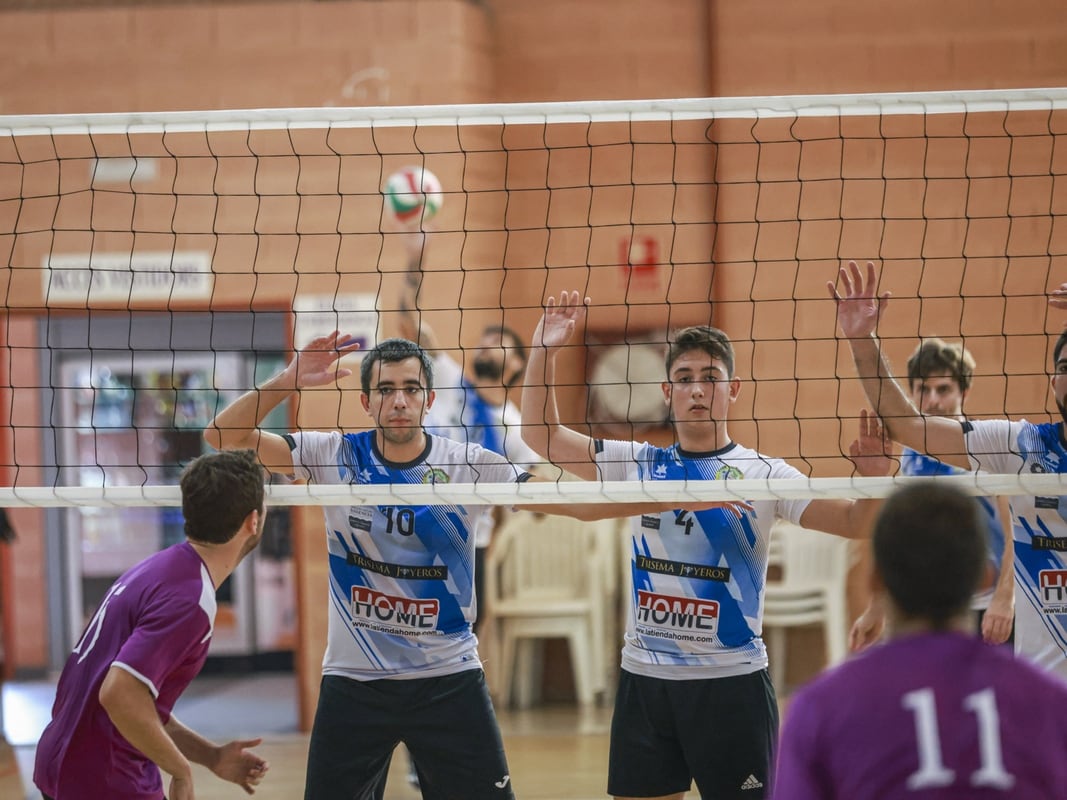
[304,669,514,800]
[607,668,778,799]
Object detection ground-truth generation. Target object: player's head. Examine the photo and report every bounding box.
[180,449,265,547]
[663,326,740,427]
[872,481,987,630]
[360,337,434,394]
[472,324,528,388]
[667,326,735,378]
[360,337,435,446]
[905,338,975,418]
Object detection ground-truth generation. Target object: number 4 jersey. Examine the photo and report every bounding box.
[287,430,529,680]
[594,438,811,680]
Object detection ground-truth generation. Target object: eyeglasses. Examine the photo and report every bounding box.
[373,386,427,398]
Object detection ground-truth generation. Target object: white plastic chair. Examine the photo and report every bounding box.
[484,510,615,707]
[763,520,850,692]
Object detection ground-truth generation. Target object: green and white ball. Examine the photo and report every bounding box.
[384,166,443,223]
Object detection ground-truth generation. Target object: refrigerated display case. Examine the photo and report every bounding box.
[58,353,257,655]
[42,312,296,666]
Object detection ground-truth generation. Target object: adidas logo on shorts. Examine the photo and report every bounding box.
[741,774,764,790]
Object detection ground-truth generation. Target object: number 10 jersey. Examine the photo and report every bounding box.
[288,430,528,680]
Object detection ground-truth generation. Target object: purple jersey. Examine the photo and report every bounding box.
[773,632,1067,799]
[34,542,217,800]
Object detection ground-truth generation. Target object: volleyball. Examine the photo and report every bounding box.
[384,166,443,223]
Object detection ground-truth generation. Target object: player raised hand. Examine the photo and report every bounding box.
[534,290,589,349]
[292,331,361,388]
[1049,283,1067,319]
[848,409,894,477]
[828,260,891,340]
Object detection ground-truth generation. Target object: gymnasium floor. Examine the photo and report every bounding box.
[2,672,702,800]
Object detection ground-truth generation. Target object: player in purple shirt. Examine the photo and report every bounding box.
[33,449,270,800]
[774,482,1067,800]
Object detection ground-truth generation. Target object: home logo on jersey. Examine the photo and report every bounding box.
[1039,569,1067,613]
[635,590,719,642]
[351,586,439,634]
[714,465,743,480]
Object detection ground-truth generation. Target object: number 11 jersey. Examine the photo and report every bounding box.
[774,631,1067,799]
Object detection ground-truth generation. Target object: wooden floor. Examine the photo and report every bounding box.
[188,705,699,800]
[8,704,702,800]
[199,712,623,797]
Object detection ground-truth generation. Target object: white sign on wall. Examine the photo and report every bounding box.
[90,157,158,185]
[293,294,378,353]
[43,252,213,304]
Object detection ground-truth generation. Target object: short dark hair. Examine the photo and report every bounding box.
[906,338,975,392]
[181,450,264,545]
[360,337,434,394]
[873,482,987,628]
[1054,330,1067,366]
[666,325,735,378]
[487,324,527,387]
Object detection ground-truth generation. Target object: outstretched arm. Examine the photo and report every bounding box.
[203,331,360,474]
[515,476,752,521]
[521,291,601,480]
[388,229,440,352]
[99,667,197,798]
[797,409,892,540]
[830,260,969,469]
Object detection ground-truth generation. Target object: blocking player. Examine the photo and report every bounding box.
[33,450,270,800]
[774,482,1067,800]
[387,226,546,790]
[205,333,706,800]
[850,338,1015,649]
[831,260,1067,679]
[520,292,892,800]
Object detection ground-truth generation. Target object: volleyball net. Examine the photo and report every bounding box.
[2,87,1067,507]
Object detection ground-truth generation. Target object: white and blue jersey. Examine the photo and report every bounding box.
[287,429,529,680]
[426,353,541,547]
[900,448,1007,610]
[595,438,811,680]
[426,353,539,466]
[966,419,1067,678]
